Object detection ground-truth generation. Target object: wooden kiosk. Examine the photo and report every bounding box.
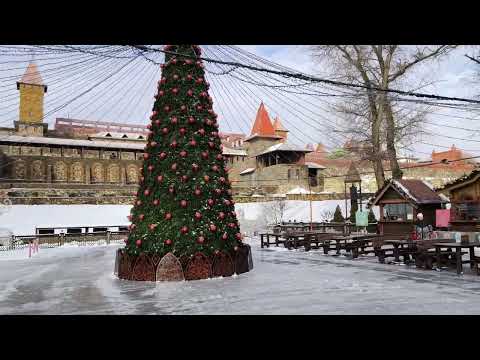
[437,169,480,232]
[368,179,448,234]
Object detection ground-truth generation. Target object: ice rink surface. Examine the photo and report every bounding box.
[2,239,480,314]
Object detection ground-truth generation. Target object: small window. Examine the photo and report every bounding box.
[67,228,82,234]
[384,203,414,221]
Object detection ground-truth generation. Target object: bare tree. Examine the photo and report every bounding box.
[312,45,456,188]
[261,199,290,225]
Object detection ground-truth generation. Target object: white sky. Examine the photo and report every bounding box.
[0,45,478,161]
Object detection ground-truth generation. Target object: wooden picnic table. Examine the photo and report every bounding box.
[383,239,416,263]
[260,232,284,248]
[433,241,480,275]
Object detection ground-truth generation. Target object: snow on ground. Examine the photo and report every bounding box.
[0,201,379,235]
[1,239,480,314]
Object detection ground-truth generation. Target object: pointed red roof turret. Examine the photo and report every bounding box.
[17,61,47,92]
[20,62,44,86]
[273,116,288,132]
[250,102,275,136]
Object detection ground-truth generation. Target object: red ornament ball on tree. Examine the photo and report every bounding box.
[165,239,172,246]
[149,224,157,231]
[187,89,193,96]
[157,175,163,182]
[162,127,169,135]
[172,88,178,94]
[198,128,205,136]
[197,236,205,244]
[165,213,172,220]
[170,116,178,125]
[143,153,149,160]
[208,142,215,149]
[155,119,161,126]
[204,175,210,182]
[148,165,154,172]
[159,152,167,159]
[164,106,170,112]
[170,140,178,148]
[181,226,189,234]
[168,186,175,194]
[197,105,203,111]
[136,200,142,206]
[179,128,186,136]
[196,77,203,83]
[180,150,187,158]
[188,116,195,125]
[192,163,199,171]
[222,233,228,240]
[219,212,225,220]
[171,163,178,171]
[181,175,188,182]
[201,151,209,159]
[180,200,187,208]
[144,189,150,196]
[212,165,219,172]
[136,239,142,247]
[207,199,214,206]
[189,139,197,146]
[173,73,179,80]
[181,105,187,112]
[153,199,159,206]
[195,211,202,220]
[138,214,145,221]
[209,224,217,232]
[158,90,165,96]
[194,188,202,196]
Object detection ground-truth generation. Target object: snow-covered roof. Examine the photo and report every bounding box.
[256,142,312,156]
[89,132,146,140]
[305,162,326,169]
[240,168,255,175]
[222,146,247,156]
[0,134,246,156]
[368,179,448,208]
[286,187,317,195]
[0,134,146,150]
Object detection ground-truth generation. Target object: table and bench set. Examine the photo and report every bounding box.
[260,229,480,275]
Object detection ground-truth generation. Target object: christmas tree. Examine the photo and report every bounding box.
[332,205,344,223]
[124,45,243,266]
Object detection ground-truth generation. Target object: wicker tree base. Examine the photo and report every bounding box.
[116,244,253,282]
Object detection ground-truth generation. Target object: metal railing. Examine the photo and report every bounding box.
[0,230,128,252]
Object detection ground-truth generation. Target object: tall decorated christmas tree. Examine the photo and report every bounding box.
[116,45,252,282]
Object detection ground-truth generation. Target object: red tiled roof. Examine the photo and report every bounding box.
[250,102,275,136]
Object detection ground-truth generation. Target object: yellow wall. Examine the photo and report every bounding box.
[19,84,44,123]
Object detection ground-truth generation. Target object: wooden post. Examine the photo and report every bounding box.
[106,231,111,245]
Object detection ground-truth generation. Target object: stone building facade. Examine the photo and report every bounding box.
[0,63,324,204]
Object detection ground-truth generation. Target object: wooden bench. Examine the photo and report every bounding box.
[414,239,465,270]
[372,234,412,264]
[260,232,283,248]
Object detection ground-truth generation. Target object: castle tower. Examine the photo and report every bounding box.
[15,61,48,136]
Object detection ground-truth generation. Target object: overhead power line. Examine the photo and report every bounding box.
[130,45,480,106]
